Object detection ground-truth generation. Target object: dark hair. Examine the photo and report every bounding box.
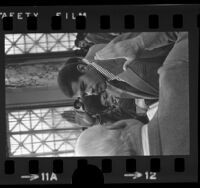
[74,39,81,48]
[82,95,107,115]
[74,97,85,110]
[75,39,92,51]
[74,33,86,47]
[57,57,86,97]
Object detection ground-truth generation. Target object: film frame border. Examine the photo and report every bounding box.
[0,4,199,184]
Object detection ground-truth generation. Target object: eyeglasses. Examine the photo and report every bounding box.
[73,97,84,110]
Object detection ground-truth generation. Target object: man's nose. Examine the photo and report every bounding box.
[85,88,96,96]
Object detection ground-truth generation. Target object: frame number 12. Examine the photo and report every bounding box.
[145,172,157,180]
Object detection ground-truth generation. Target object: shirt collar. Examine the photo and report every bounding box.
[82,58,91,65]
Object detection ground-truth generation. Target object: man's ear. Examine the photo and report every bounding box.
[77,64,87,73]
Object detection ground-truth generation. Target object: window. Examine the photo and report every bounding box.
[5,33,79,55]
[7,106,83,157]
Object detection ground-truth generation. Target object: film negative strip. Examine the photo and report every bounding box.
[0,4,199,184]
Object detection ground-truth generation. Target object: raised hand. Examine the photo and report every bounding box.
[61,110,76,123]
[75,111,97,127]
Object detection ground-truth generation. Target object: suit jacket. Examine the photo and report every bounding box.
[85,33,119,44]
[107,32,189,155]
[86,32,176,99]
[148,32,189,155]
[75,33,189,156]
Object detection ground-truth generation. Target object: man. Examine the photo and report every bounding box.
[75,32,189,156]
[82,93,149,124]
[62,93,149,127]
[57,56,107,98]
[57,32,175,100]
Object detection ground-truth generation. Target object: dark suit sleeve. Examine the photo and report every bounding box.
[148,32,189,155]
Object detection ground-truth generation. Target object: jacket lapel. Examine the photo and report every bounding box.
[95,58,125,75]
[95,58,159,97]
[118,68,159,97]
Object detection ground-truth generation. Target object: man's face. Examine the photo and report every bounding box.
[100,91,119,108]
[78,40,88,48]
[71,68,107,97]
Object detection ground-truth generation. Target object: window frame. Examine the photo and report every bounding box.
[6,103,84,157]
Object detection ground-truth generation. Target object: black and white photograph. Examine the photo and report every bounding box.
[5,32,189,157]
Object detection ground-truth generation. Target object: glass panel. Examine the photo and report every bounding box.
[15,35,24,44]
[11,124,21,132]
[33,143,41,152]
[45,134,54,142]
[51,45,67,52]
[13,34,22,41]
[5,37,12,45]
[45,141,55,150]
[5,33,80,55]
[7,106,83,157]
[23,135,32,144]
[10,144,19,154]
[23,143,33,152]
[5,34,14,41]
